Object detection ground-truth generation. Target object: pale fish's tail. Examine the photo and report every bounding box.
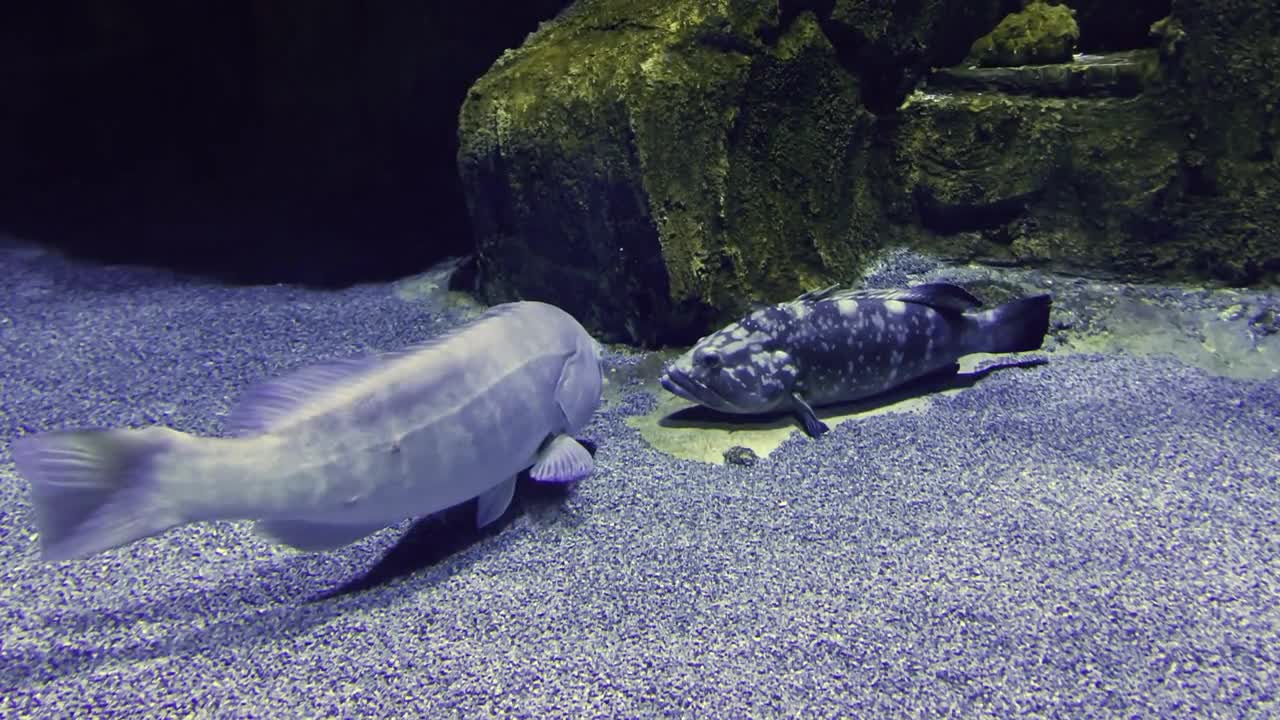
[967,294,1053,354]
[10,426,188,561]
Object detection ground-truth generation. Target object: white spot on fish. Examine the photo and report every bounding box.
[871,314,885,331]
[885,300,906,315]
[836,299,859,316]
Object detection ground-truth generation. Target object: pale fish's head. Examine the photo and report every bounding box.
[660,318,797,415]
[555,328,605,431]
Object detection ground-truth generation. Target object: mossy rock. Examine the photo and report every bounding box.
[458,2,882,346]
[823,0,1009,111]
[892,89,1186,274]
[458,0,1017,346]
[967,1,1080,68]
[1151,0,1280,283]
[458,0,1278,348]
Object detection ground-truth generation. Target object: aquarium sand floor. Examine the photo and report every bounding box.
[0,239,1277,717]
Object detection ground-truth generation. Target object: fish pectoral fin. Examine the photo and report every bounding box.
[529,434,595,484]
[790,392,829,438]
[475,475,517,528]
[254,518,387,552]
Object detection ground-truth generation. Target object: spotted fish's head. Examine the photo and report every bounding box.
[660,312,798,415]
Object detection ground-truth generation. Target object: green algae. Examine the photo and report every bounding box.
[967,1,1080,68]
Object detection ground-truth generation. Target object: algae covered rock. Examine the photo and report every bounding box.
[921,0,1279,284]
[1150,0,1280,282]
[459,0,1279,346]
[1149,15,1187,60]
[967,1,1080,67]
[458,1,875,346]
[458,0,1012,346]
[821,0,1008,112]
[891,88,1186,273]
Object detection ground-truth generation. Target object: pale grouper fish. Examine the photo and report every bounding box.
[11,301,604,562]
[661,283,1052,437]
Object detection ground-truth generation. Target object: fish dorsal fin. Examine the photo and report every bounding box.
[891,283,983,313]
[810,282,982,314]
[793,284,841,303]
[225,303,526,436]
[224,356,383,436]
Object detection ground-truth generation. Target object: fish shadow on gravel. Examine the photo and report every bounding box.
[309,437,599,601]
[659,358,1048,433]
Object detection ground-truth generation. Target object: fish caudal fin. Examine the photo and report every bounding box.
[968,294,1053,354]
[10,427,185,561]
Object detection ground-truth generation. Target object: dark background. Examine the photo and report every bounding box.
[0,1,571,286]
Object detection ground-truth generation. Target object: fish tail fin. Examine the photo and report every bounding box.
[967,294,1053,354]
[10,426,188,561]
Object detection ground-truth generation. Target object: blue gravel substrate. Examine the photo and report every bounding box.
[1,238,1278,718]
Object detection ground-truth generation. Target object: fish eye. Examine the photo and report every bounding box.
[700,352,722,369]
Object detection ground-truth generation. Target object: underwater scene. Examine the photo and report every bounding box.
[2,0,1279,718]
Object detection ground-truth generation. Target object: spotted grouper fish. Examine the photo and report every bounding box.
[12,301,604,562]
[661,283,1052,437]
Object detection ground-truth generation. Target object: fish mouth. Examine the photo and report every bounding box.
[660,367,740,412]
[659,368,701,403]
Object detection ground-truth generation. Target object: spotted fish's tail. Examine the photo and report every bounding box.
[10,426,187,561]
[967,294,1053,354]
